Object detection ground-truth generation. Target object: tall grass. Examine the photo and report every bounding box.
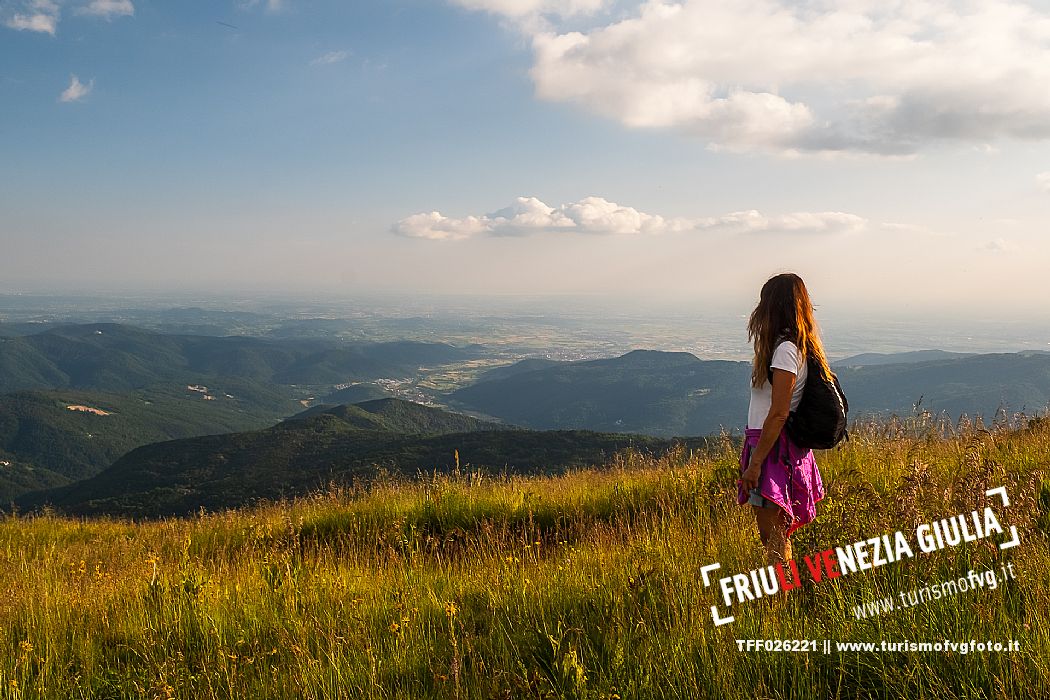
[0,415,1047,699]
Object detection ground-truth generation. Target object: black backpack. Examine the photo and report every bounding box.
[780,354,849,449]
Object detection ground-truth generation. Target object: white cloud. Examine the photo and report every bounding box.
[394,196,693,239]
[5,0,60,34]
[1038,172,1050,193]
[59,74,93,102]
[239,0,285,13]
[393,196,867,240]
[456,0,1050,156]
[393,212,491,241]
[311,50,350,66]
[5,11,57,33]
[5,0,135,34]
[76,0,134,18]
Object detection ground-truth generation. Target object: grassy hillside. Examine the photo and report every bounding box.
[0,415,1045,698]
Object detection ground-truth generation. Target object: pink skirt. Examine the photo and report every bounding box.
[737,427,825,538]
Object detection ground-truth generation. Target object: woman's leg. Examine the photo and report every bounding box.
[753,505,792,564]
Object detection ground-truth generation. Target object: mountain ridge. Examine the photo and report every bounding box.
[17,397,708,518]
[0,323,484,393]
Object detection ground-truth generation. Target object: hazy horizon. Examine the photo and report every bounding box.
[2,290,1048,362]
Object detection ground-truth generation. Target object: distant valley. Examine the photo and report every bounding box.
[1,320,1048,517]
[0,323,488,501]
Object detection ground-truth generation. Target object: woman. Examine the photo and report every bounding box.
[738,273,828,564]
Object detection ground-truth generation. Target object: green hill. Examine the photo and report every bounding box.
[0,323,483,393]
[837,352,1050,417]
[0,387,290,502]
[833,349,974,367]
[283,398,515,433]
[17,398,708,518]
[0,324,486,501]
[448,349,1050,436]
[449,349,750,436]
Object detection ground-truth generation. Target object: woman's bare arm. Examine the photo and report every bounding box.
[739,368,796,492]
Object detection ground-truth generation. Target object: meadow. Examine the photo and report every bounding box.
[0,413,1047,699]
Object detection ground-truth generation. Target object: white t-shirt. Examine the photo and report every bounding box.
[747,340,808,429]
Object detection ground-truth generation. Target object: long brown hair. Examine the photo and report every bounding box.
[747,273,832,387]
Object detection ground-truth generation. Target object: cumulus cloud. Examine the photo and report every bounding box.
[1038,172,1050,193]
[393,212,491,241]
[4,0,60,34]
[311,50,349,66]
[59,74,93,102]
[455,0,1050,156]
[76,0,133,18]
[394,196,693,240]
[5,0,135,33]
[393,196,867,240]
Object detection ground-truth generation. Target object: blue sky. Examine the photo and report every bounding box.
[3,0,1050,316]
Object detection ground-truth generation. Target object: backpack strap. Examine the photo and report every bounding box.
[766,329,797,384]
